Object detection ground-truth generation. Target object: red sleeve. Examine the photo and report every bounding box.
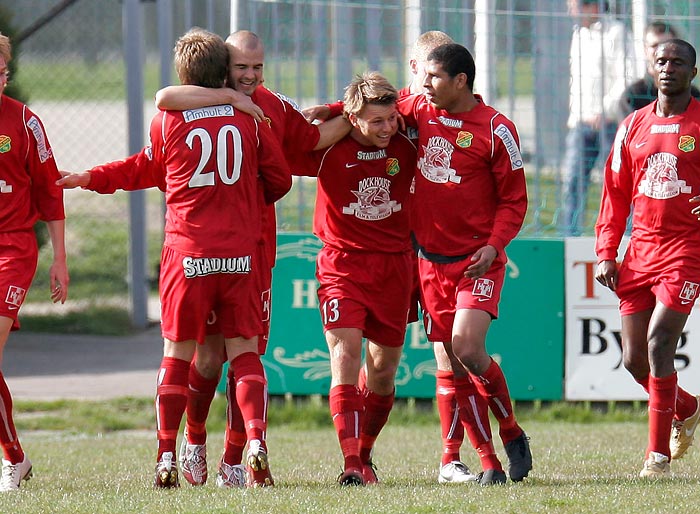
[488,117,528,255]
[327,101,344,118]
[282,100,321,154]
[24,110,64,222]
[396,94,420,128]
[595,124,632,262]
[257,121,292,204]
[88,113,166,193]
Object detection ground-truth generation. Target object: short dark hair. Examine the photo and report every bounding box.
[426,43,476,91]
[646,21,677,38]
[661,38,697,67]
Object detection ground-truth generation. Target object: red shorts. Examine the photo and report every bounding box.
[616,262,700,316]
[316,246,412,347]
[0,231,38,331]
[205,242,272,354]
[160,245,262,344]
[418,257,504,342]
[407,252,422,324]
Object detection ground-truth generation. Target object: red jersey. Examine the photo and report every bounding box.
[296,133,417,253]
[0,95,64,233]
[595,99,700,272]
[396,93,527,258]
[90,104,290,257]
[252,87,320,265]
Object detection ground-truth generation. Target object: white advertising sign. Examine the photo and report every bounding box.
[565,237,700,400]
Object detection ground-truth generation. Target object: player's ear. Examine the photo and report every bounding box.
[348,112,359,128]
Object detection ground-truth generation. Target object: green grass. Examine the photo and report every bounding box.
[2,398,698,513]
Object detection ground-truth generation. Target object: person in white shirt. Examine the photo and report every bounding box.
[562,0,639,236]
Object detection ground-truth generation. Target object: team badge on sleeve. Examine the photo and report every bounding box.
[26,116,52,163]
[0,135,10,153]
[679,135,696,153]
[494,124,523,170]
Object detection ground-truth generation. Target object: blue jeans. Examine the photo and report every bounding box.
[562,121,617,236]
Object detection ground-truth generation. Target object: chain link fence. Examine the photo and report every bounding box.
[3,0,699,327]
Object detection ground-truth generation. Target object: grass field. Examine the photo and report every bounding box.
[1,398,699,513]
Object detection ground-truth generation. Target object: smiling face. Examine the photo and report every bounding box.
[226,36,264,96]
[349,103,399,148]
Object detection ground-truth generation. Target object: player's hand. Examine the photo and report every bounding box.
[302,104,330,123]
[465,245,497,279]
[49,259,69,304]
[229,90,264,122]
[56,170,90,189]
[690,195,700,219]
[595,260,618,291]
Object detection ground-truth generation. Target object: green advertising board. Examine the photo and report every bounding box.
[258,234,564,400]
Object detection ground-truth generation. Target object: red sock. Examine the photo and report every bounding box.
[471,359,521,444]
[454,375,501,471]
[223,365,247,465]
[636,373,696,421]
[155,357,190,459]
[185,363,220,445]
[436,370,463,465]
[329,384,363,471]
[647,373,677,459]
[674,386,698,421]
[0,372,23,463]
[359,388,394,464]
[231,352,268,446]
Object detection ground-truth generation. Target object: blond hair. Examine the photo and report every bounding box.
[343,71,398,118]
[411,31,454,62]
[174,28,229,87]
[0,33,11,63]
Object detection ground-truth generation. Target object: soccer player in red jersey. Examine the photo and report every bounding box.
[294,71,416,485]
[0,33,69,493]
[596,39,700,478]
[59,28,291,488]
[154,30,350,487]
[396,43,531,486]
[304,31,484,484]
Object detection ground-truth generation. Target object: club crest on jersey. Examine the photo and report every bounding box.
[386,157,400,176]
[472,278,494,299]
[419,136,461,184]
[0,180,12,193]
[639,152,691,199]
[263,116,272,128]
[0,135,10,153]
[679,135,696,153]
[456,131,473,148]
[342,176,401,221]
[680,281,700,303]
[6,285,26,308]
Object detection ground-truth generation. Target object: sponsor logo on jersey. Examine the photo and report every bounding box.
[182,255,252,278]
[437,116,463,128]
[342,176,401,221]
[0,180,12,193]
[472,278,494,300]
[182,104,234,123]
[419,136,461,184]
[679,135,696,153]
[356,149,387,160]
[456,131,473,148]
[650,123,680,134]
[680,281,700,303]
[386,157,400,176]
[272,91,302,112]
[5,285,26,308]
[494,123,523,170]
[0,135,10,153]
[26,116,52,163]
[639,152,692,199]
[263,116,272,128]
